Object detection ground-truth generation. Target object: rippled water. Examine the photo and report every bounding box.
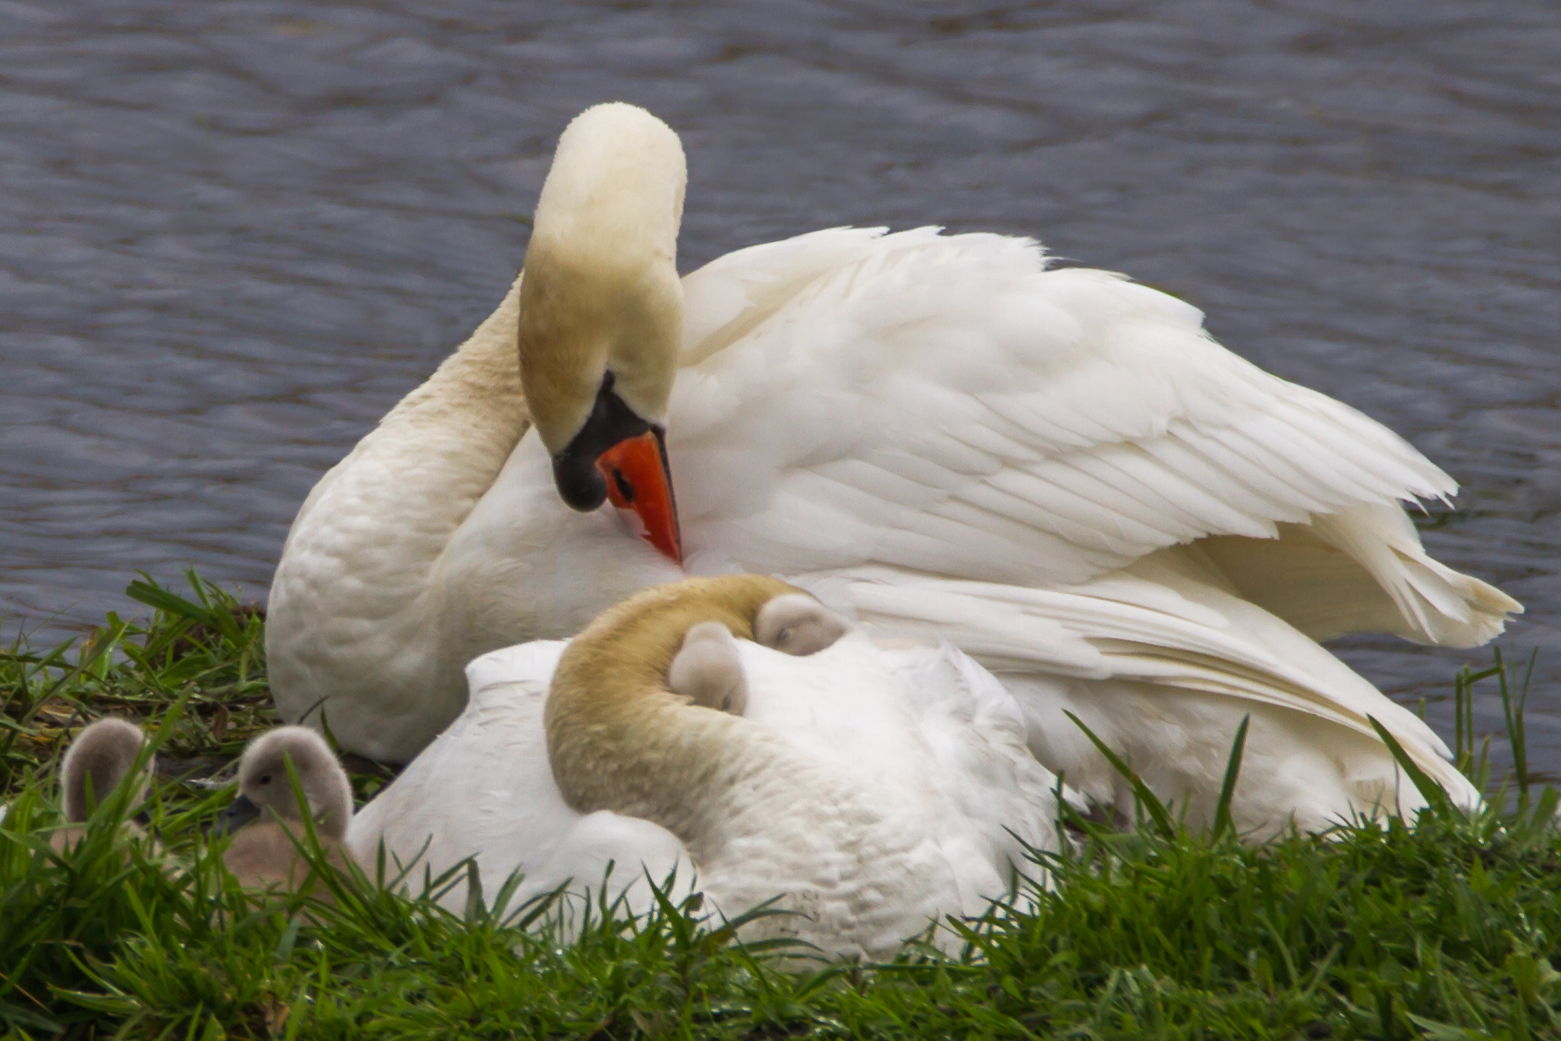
[3,1,1557,773]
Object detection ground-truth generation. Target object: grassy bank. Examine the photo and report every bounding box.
[2,575,1558,1040]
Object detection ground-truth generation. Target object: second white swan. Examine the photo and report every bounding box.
[348,576,1064,958]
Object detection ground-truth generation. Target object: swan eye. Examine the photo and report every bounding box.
[777,627,793,644]
[609,467,635,503]
[259,775,272,785]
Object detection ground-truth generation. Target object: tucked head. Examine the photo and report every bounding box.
[60,717,153,822]
[518,102,688,563]
[754,594,854,656]
[214,727,353,840]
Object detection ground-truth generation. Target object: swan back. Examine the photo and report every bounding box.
[731,631,1059,917]
[352,579,1063,956]
[545,576,1062,956]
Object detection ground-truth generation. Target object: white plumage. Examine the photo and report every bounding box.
[347,630,1062,957]
[270,106,1517,833]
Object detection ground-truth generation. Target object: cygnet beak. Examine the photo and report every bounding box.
[550,372,682,565]
[208,792,260,837]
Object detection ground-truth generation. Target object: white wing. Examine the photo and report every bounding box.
[673,227,1517,647]
[797,555,1484,835]
[346,640,694,917]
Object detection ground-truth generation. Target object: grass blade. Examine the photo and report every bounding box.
[1064,711,1175,839]
[1211,714,1251,841]
[1366,715,1453,818]
[125,576,219,632]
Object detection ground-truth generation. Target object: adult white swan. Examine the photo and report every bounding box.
[273,102,1517,824]
[347,576,1063,958]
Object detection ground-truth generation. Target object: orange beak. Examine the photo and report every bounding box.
[596,430,683,565]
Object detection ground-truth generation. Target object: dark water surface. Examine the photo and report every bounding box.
[3,1,1558,773]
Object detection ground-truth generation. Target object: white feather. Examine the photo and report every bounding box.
[347,632,1063,957]
[272,223,1517,829]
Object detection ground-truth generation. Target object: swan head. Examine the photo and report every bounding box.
[519,102,687,564]
[214,727,353,841]
[60,717,153,822]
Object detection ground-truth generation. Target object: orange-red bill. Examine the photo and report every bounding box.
[596,430,683,565]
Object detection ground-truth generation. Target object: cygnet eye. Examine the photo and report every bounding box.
[259,775,272,785]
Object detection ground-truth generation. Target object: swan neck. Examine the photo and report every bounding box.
[269,276,530,644]
[543,575,797,843]
[378,273,530,441]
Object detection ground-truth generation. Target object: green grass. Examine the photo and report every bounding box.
[2,574,1558,1040]
[2,572,271,798]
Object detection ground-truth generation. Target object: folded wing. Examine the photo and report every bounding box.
[673,227,1518,646]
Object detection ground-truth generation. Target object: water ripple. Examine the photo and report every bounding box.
[2,0,1556,771]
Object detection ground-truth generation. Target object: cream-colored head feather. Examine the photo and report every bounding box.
[519,102,687,454]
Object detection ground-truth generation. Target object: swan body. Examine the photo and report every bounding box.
[271,103,1516,828]
[347,639,695,920]
[348,578,1062,957]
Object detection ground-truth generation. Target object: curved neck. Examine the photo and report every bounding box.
[273,275,529,628]
[544,575,797,849]
[375,272,531,481]
[518,104,686,454]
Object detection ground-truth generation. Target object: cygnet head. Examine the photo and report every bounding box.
[754,594,853,656]
[214,727,353,841]
[667,621,748,715]
[60,717,153,822]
